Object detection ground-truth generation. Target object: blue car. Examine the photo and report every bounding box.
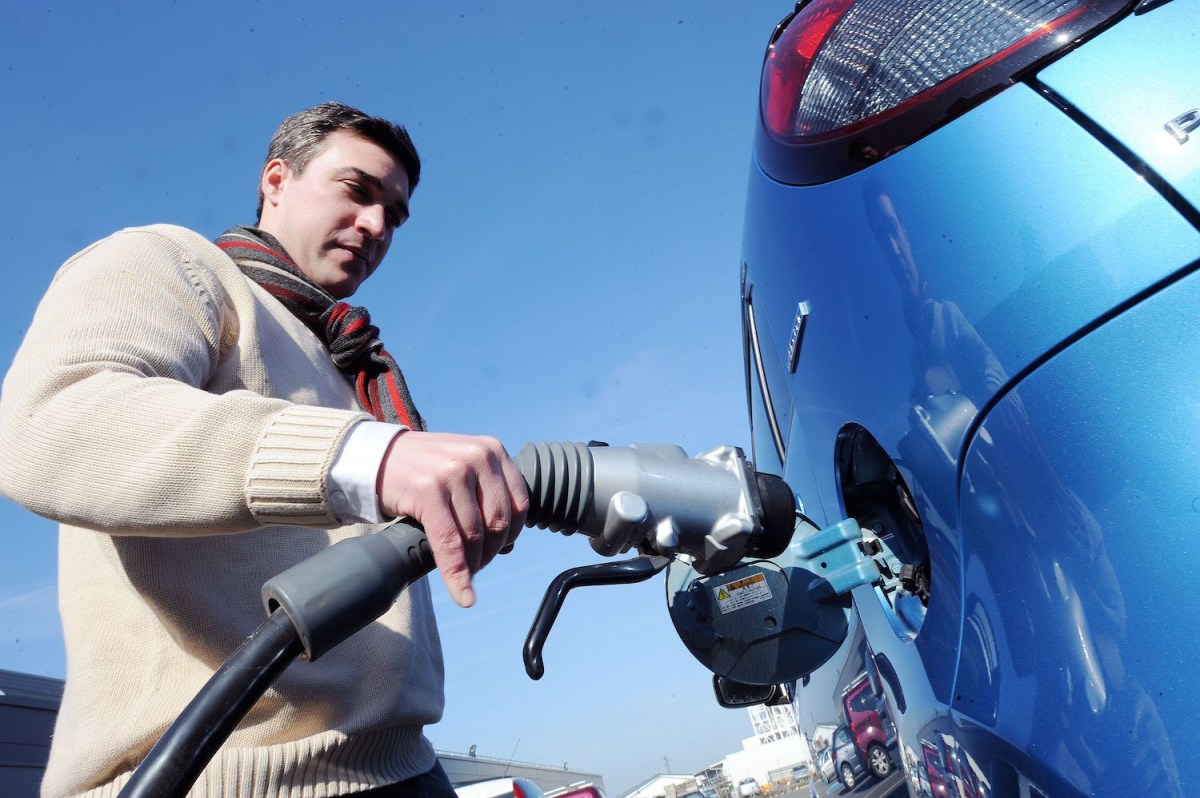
[737,1,1199,797]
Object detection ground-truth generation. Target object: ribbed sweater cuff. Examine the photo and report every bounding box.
[246,405,371,526]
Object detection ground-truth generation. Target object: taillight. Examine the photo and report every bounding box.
[757,0,1130,184]
[513,782,527,798]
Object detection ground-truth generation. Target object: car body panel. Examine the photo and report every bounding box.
[743,76,1200,701]
[739,2,1200,797]
[1038,0,1200,211]
[743,79,1200,514]
[951,271,1200,795]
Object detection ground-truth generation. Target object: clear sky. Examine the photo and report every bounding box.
[0,2,792,794]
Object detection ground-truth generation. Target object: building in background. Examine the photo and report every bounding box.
[617,704,809,798]
[721,702,808,791]
[0,670,62,798]
[619,774,705,798]
[745,704,799,746]
[438,749,604,795]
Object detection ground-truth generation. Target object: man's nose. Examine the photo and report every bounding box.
[356,204,386,240]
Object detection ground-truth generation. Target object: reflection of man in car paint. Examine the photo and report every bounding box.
[861,182,1182,796]
[865,184,1006,411]
[865,180,1010,531]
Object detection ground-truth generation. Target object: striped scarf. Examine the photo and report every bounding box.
[215,225,424,430]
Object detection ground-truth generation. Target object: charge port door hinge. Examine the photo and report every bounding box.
[798,518,893,602]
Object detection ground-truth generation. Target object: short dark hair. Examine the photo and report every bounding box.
[256,102,421,220]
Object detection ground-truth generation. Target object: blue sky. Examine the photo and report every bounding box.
[0,2,791,793]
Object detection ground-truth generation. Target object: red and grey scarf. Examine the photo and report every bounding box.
[215,225,424,430]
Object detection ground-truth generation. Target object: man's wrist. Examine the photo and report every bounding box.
[328,420,407,523]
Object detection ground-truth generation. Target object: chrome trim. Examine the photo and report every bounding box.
[1165,108,1200,144]
[1135,0,1175,13]
[787,300,811,374]
[745,295,787,463]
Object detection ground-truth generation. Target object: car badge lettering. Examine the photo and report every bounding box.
[787,301,810,374]
[1165,108,1200,144]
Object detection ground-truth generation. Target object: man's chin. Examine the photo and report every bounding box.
[324,259,369,299]
[328,280,358,300]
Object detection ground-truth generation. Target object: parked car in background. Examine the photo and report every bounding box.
[840,677,895,780]
[456,778,546,798]
[815,748,834,784]
[738,0,1200,796]
[830,724,866,791]
[545,785,605,798]
[737,777,761,797]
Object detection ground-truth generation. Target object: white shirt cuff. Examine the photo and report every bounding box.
[328,420,406,524]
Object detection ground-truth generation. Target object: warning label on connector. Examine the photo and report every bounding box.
[714,572,772,614]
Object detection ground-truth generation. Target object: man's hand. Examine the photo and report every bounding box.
[377,431,529,608]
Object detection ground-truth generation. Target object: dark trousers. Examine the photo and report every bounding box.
[353,763,458,798]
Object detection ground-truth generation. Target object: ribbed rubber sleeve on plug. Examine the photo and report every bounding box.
[515,441,594,533]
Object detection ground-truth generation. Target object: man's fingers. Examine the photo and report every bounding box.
[423,508,476,608]
[490,445,529,560]
[376,430,532,606]
[469,441,529,568]
[502,454,531,531]
[449,477,486,574]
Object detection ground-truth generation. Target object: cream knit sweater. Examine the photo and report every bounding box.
[0,225,444,798]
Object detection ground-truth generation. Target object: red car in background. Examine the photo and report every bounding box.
[920,742,952,798]
[841,677,896,783]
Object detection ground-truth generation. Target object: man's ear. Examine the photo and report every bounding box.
[259,158,290,212]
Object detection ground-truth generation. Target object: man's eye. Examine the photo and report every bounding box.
[386,212,404,229]
[345,182,368,198]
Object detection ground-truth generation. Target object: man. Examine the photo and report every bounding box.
[0,102,528,797]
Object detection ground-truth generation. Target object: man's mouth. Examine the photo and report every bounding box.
[340,245,371,269]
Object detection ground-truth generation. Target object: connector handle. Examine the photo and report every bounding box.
[262,521,435,661]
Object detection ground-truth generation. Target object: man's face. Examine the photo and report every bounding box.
[258,130,411,299]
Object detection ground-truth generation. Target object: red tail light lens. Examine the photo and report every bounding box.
[757,0,1129,183]
[763,0,858,138]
